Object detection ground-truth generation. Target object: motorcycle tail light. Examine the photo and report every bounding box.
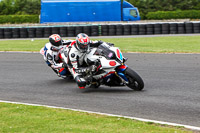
[109,61,116,66]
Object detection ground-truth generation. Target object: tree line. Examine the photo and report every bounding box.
[0,0,40,15]
[127,0,200,19]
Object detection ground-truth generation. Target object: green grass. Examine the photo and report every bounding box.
[102,36,200,53]
[0,35,200,53]
[0,102,194,133]
[0,39,45,52]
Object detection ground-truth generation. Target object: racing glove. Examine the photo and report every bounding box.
[107,42,114,47]
[75,65,97,74]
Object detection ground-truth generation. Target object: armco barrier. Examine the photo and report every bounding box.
[0,22,200,39]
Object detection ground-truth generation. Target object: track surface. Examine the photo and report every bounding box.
[0,52,200,127]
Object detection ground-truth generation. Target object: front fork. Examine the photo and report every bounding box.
[115,64,129,84]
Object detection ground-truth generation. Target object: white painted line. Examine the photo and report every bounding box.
[0,100,200,131]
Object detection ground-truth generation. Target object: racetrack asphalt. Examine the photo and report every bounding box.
[0,52,200,127]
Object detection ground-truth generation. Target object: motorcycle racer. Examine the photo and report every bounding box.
[64,33,114,89]
[43,34,72,78]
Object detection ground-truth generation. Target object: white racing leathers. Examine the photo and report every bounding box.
[43,40,71,77]
[62,41,88,88]
[43,43,62,68]
[62,40,102,89]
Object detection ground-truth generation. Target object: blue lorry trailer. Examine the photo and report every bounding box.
[40,0,140,23]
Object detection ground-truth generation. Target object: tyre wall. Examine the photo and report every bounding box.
[0,22,200,39]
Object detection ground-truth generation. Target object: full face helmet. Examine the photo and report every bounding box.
[76,33,90,53]
[49,34,63,48]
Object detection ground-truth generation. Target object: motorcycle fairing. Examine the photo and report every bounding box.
[116,48,123,62]
[102,71,125,86]
[116,65,128,82]
[117,65,127,71]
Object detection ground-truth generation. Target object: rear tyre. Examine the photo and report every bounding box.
[124,68,144,91]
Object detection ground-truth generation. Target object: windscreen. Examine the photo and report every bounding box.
[94,44,116,60]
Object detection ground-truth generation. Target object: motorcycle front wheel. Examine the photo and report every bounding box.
[124,67,144,91]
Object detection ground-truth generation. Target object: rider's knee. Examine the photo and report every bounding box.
[75,75,86,89]
[59,68,67,76]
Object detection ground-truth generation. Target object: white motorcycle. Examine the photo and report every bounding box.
[62,42,144,91]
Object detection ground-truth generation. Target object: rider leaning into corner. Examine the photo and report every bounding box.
[43,34,71,78]
[43,33,114,89]
[63,33,114,89]
[42,33,144,91]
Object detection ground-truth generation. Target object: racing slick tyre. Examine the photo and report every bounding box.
[124,67,144,91]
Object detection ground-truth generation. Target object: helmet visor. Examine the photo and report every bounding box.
[54,40,63,46]
[80,44,88,52]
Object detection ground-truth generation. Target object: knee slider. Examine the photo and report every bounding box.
[75,76,86,87]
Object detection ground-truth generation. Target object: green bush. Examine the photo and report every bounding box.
[146,10,200,20]
[0,15,39,24]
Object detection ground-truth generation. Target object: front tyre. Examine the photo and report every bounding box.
[124,67,144,91]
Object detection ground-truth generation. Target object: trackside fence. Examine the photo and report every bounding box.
[0,22,200,39]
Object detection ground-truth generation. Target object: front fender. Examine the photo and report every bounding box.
[117,64,128,72]
[116,64,128,82]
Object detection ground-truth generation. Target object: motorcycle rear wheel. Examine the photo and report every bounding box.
[124,67,144,91]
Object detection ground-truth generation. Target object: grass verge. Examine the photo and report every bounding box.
[0,35,200,53]
[0,102,194,133]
